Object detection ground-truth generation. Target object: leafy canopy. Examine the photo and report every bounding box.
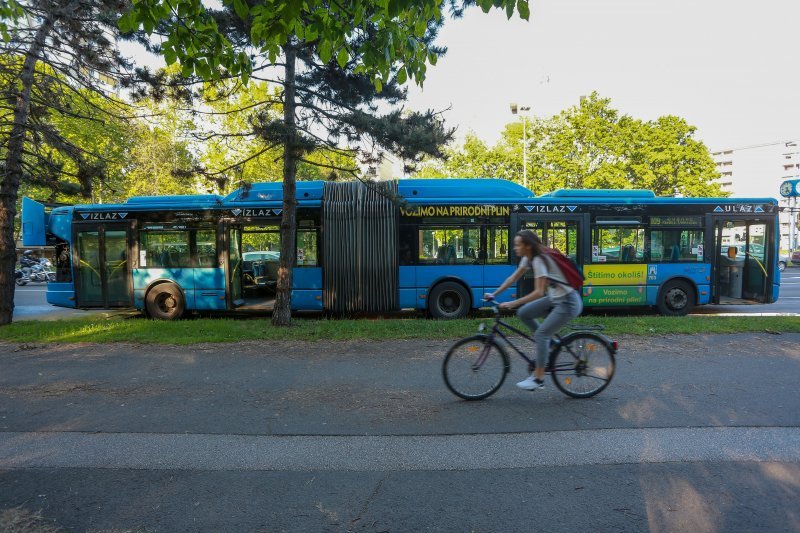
[119,0,530,87]
[418,93,726,198]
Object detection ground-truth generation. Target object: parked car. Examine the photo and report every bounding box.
[792,250,800,263]
[779,254,788,272]
[243,251,280,262]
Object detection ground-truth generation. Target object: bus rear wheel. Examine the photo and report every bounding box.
[146,284,185,320]
[429,281,470,319]
[656,280,694,316]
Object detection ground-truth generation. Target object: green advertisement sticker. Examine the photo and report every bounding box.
[583,286,646,306]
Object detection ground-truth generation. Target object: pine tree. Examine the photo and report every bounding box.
[0,0,142,324]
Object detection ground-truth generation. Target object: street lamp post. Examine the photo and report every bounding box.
[510,103,531,190]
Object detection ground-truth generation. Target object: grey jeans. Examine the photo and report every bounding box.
[516,290,583,369]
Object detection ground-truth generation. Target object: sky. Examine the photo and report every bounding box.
[403,0,800,152]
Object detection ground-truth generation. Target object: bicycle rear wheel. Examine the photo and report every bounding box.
[550,333,615,398]
[442,335,509,400]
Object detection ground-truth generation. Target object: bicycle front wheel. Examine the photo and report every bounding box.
[550,333,615,398]
[442,335,509,400]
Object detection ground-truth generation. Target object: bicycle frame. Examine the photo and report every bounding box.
[483,317,558,370]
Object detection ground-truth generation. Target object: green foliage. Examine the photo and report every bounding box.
[189,78,358,191]
[0,0,23,41]
[418,93,726,198]
[120,0,528,88]
[416,133,519,180]
[17,87,198,204]
[196,79,284,193]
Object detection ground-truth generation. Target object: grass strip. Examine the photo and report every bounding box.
[0,314,798,345]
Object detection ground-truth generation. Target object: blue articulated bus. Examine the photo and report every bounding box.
[21,178,781,319]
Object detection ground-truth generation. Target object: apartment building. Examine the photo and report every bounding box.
[712,141,799,251]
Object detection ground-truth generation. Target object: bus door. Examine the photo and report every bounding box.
[222,222,244,307]
[224,221,285,308]
[511,213,587,297]
[712,217,774,303]
[74,223,132,307]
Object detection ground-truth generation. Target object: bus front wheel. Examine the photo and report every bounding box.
[146,284,185,320]
[429,281,470,319]
[656,280,695,316]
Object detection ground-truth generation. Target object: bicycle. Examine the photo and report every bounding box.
[442,301,618,400]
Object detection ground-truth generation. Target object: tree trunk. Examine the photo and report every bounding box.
[0,17,54,325]
[272,42,298,327]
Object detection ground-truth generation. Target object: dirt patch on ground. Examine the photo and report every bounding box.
[0,381,173,399]
[0,507,60,533]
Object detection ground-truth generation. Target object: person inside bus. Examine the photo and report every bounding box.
[620,244,636,262]
[484,229,583,391]
[436,245,448,263]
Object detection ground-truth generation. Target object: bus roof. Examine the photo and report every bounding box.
[126,194,223,206]
[398,178,533,201]
[55,179,780,212]
[224,181,324,205]
[541,189,656,198]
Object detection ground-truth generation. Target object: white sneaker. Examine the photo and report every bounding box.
[516,376,545,391]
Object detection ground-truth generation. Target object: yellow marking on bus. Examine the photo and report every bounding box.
[78,260,101,279]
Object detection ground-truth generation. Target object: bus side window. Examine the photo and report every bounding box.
[297,229,318,266]
[649,230,704,262]
[140,230,191,268]
[592,226,645,263]
[486,225,508,264]
[398,225,416,265]
[195,229,217,267]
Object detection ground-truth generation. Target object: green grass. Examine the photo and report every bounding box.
[0,314,798,345]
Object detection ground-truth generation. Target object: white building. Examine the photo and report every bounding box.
[711,141,799,252]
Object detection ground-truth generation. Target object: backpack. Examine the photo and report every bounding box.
[542,247,584,291]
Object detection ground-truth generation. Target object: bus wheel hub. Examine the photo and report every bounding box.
[666,289,686,308]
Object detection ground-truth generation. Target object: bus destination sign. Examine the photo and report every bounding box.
[649,216,702,227]
[401,205,511,217]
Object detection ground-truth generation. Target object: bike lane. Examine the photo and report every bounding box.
[1,334,799,531]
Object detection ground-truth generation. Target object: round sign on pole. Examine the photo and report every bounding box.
[780,179,800,197]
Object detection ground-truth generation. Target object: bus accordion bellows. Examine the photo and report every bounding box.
[21,178,781,319]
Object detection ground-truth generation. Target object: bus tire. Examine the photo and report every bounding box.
[656,280,695,316]
[429,281,471,319]
[146,283,185,320]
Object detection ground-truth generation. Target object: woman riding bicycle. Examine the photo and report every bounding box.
[485,229,583,390]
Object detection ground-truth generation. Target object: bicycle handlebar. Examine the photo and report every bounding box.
[482,298,501,315]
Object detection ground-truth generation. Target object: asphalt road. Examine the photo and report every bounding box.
[0,334,798,531]
[10,267,800,320]
[11,284,109,321]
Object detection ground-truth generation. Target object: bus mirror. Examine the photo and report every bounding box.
[727,246,737,259]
